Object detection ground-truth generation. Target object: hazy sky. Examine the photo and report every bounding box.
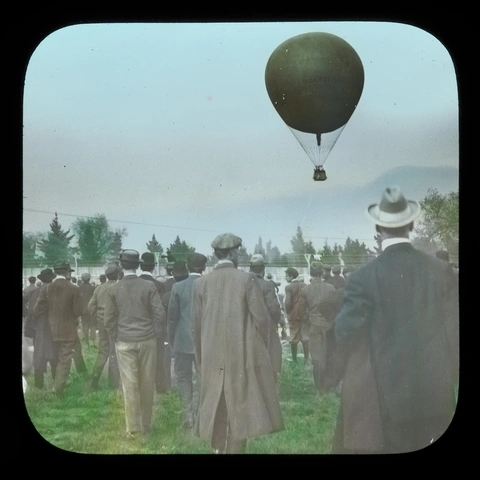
[22,21,459,257]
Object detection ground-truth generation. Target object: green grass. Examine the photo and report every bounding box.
[23,341,340,454]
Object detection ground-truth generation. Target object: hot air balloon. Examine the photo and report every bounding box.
[265,32,364,181]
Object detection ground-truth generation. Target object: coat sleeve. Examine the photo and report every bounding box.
[192,280,203,372]
[32,284,48,318]
[298,289,308,325]
[334,270,371,345]
[73,286,83,319]
[246,274,271,346]
[264,281,282,327]
[284,285,293,316]
[151,286,166,340]
[104,289,118,341]
[88,288,98,320]
[167,285,180,347]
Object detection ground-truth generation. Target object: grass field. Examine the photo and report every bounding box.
[22,340,340,455]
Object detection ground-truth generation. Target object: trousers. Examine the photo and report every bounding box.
[91,325,120,388]
[174,352,197,426]
[116,337,157,433]
[52,340,75,395]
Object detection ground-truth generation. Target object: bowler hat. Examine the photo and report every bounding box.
[366,185,421,228]
[53,260,74,272]
[37,268,56,283]
[250,254,266,266]
[141,252,156,266]
[285,267,299,278]
[211,233,242,250]
[187,252,208,270]
[118,249,143,264]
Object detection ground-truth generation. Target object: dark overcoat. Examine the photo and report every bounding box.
[333,243,459,453]
[33,278,83,342]
[255,274,283,375]
[192,262,284,443]
[284,279,307,342]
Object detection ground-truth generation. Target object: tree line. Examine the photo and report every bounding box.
[22,188,458,269]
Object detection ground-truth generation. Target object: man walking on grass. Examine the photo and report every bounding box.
[104,249,166,438]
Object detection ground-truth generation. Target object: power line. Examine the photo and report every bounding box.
[23,208,375,243]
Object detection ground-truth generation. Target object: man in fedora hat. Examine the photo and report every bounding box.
[88,264,121,391]
[192,233,283,454]
[104,249,166,437]
[284,267,309,364]
[139,252,170,395]
[24,268,58,389]
[167,252,208,430]
[33,261,83,398]
[331,186,459,454]
[249,254,284,384]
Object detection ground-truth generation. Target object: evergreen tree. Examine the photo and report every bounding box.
[254,237,266,257]
[146,234,164,256]
[36,213,75,266]
[168,235,195,263]
[342,237,373,266]
[290,226,306,254]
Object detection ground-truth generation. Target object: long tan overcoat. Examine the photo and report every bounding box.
[192,262,284,443]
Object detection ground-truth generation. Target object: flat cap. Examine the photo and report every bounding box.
[250,254,266,266]
[105,264,119,276]
[211,233,242,250]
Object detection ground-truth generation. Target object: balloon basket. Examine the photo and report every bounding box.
[313,166,327,181]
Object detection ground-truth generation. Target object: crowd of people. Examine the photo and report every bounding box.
[22,185,459,454]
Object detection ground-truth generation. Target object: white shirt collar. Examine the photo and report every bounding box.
[382,237,411,250]
[53,275,66,282]
[189,273,201,277]
[140,271,153,277]
[217,259,234,266]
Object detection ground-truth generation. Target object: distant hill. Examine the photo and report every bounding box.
[237,164,460,250]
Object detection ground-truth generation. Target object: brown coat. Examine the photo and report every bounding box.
[193,262,284,443]
[33,278,82,342]
[285,278,307,341]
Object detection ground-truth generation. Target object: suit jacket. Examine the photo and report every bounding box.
[33,278,83,342]
[167,274,201,354]
[104,275,166,343]
[87,279,117,328]
[333,242,459,452]
[192,262,284,443]
[284,278,306,326]
[79,282,95,316]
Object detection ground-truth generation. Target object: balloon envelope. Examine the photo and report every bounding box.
[265,32,365,135]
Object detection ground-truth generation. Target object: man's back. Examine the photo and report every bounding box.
[105,276,165,343]
[79,282,95,313]
[336,243,459,422]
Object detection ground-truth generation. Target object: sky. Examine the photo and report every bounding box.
[22,21,459,258]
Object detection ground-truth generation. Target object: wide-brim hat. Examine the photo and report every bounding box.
[53,260,74,272]
[118,249,144,264]
[366,186,421,228]
[211,233,242,250]
[37,268,56,282]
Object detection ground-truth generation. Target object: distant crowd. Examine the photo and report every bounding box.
[22,185,459,454]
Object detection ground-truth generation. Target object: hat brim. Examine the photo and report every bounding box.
[366,200,421,228]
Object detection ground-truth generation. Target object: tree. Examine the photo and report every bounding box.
[342,237,373,266]
[36,213,75,266]
[265,239,282,264]
[146,234,164,257]
[23,231,44,268]
[254,237,266,257]
[290,226,307,254]
[71,214,127,266]
[414,189,459,258]
[168,235,195,263]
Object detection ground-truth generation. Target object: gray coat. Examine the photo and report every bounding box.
[167,273,202,354]
[193,262,284,443]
